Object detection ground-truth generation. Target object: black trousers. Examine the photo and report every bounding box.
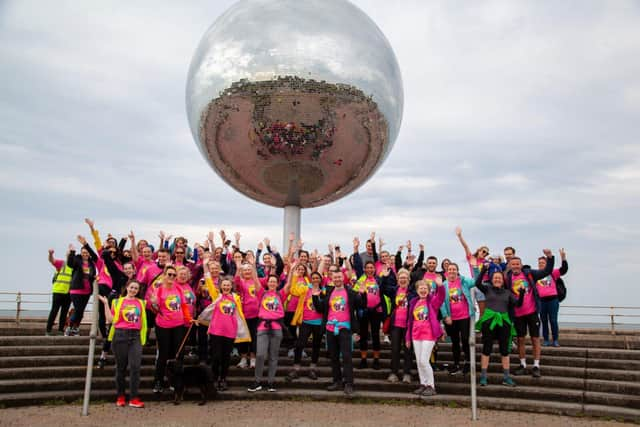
[294,322,323,365]
[209,334,235,380]
[359,309,382,353]
[154,325,186,382]
[197,324,210,362]
[238,317,258,355]
[445,317,471,366]
[283,311,298,347]
[327,328,353,385]
[390,326,412,375]
[69,293,91,326]
[46,293,71,332]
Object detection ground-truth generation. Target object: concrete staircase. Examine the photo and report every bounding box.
[0,319,639,422]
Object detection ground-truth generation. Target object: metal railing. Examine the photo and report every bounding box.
[0,291,95,326]
[1,290,639,334]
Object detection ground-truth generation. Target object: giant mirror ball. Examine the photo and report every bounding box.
[186,0,403,208]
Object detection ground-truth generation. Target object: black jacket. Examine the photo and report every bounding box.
[67,244,98,292]
[313,286,366,332]
[102,250,127,295]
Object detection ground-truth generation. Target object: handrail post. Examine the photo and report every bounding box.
[15,292,21,326]
[610,306,615,336]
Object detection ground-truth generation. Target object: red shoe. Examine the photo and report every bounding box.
[116,395,126,407]
[129,397,144,408]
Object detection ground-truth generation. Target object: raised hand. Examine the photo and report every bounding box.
[559,248,566,259]
[455,226,462,237]
[48,249,55,256]
[435,275,443,286]
[397,245,404,253]
[406,240,412,251]
[128,230,135,241]
[257,242,264,251]
[219,230,226,242]
[234,232,241,243]
[68,244,75,252]
[84,218,95,230]
[288,232,295,242]
[297,239,304,249]
[378,237,385,249]
[419,243,424,252]
[264,237,271,247]
[77,235,87,246]
[370,231,375,243]
[207,231,214,242]
[542,248,552,258]
[159,230,165,240]
[353,236,360,249]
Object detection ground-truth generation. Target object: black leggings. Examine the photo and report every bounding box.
[294,322,323,365]
[238,317,258,355]
[209,334,235,380]
[481,321,511,357]
[445,317,471,366]
[197,324,209,362]
[97,284,114,352]
[390,326,412,375]
[154,325,186,382]
[283,311,298,347]
[359,309,383,353]
[69,293,91,326]
[46,293,71,332]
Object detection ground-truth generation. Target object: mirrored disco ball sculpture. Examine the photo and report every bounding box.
[186,0,403,238]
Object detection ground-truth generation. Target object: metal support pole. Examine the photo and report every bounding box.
[470,291,478,421]
[82,280,99,416]
[15,292,21,326]
[610,306,615,336]
[283,205,301,251]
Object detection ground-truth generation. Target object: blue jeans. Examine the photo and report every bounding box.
[540,298,559,341]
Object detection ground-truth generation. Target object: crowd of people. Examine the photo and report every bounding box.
[46,219,569,408]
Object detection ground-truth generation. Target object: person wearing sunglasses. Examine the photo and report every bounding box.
[148,265,194,394]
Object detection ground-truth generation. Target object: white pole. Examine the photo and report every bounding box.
[470,291,478,421]
[82,280,99,416]
[283,205,301,250]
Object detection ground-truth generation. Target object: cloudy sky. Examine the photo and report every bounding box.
[1,1,639,321]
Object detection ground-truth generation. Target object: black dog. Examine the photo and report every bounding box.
[166,360,216,405]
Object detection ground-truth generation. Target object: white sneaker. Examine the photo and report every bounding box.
[387,373,399,383]
[287,348,295,358]
[237,357,248,369]
[250,358,256,369]
[301,350,308,359]
[383,335,391,345]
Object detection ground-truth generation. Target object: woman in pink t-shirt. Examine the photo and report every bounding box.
[234,262,261,369]
[148,265,193,394]
[406,279,445,396]
[100,280,147,408]
[248,275,286,392]
[387,268,416,384]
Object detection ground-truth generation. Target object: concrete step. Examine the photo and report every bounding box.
[0,387,638,422]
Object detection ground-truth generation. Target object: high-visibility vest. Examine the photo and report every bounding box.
[52,264,73,294]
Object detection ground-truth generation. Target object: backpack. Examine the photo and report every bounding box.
[555,277,567,303]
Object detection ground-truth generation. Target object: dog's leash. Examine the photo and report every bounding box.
[175,322,195,360]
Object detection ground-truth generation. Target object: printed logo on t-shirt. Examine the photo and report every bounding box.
[512,278,530,295]
[395,293,408,308]
[449,287,463,304]
[537,277,552,288]
[183,289,195,305]
[122,304,140,323]
[262,295,280,311]
[413,304,429,321]
[330,295,346,312]
[219,299,236,316]
[165,294,181,311]
[365,280,379,296]
[248,284,256,297]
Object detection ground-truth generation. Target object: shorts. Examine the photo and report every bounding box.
[474,288,486,302]
[514,312,540,338]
